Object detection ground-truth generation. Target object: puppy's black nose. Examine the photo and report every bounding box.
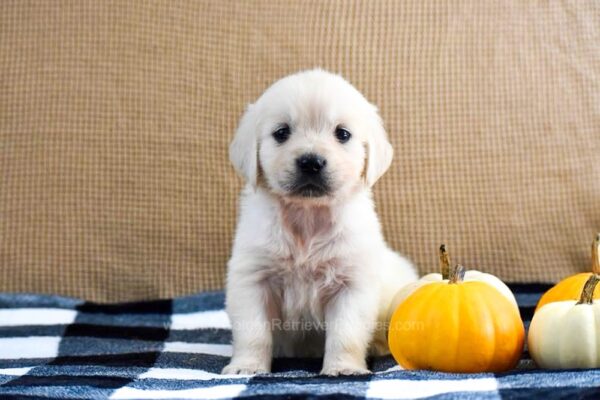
[296,153,327,175]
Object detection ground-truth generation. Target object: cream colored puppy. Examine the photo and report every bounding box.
[223,69,417,376]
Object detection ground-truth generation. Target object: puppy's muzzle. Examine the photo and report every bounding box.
[290,153,330,197]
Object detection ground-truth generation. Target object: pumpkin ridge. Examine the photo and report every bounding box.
[469,282,499,371]
[554,305,569,368]
[532,303,569,368]
[418,284,448,369]
[447,283,462,371]
[389,282,442,369]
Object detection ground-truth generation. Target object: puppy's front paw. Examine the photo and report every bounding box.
[320,362,371,376]
[222,360,270,375]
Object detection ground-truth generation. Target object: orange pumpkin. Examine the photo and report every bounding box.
[535,233,600,312]
[388,265,524,373]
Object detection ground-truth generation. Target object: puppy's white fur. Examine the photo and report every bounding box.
[223,69,417,376]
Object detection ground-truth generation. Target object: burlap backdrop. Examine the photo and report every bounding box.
[1,1,599,302]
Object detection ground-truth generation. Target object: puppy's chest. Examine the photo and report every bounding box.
[267,203,352,319]
[274,202,345,275]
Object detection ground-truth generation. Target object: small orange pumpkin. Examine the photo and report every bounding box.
[388,265,524,373]
[535,233,600,312]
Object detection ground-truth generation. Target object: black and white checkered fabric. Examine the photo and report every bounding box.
[1,285,600,399]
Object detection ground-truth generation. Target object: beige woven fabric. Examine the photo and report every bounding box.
[1,1,599,302]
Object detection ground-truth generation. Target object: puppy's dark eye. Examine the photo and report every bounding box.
[335,127,352,143]
[272,125,291,144]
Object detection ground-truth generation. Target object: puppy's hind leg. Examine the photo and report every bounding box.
[371,250,418,356]
[222,260,273,375]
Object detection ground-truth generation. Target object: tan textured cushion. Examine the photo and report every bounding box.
[1,1,599,302]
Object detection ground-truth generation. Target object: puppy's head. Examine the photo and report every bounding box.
[230,69,393,202]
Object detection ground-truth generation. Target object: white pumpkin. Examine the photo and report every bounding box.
[528,274,600,369]
[386,245,518,322]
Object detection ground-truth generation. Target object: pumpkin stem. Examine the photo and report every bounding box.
[449,264,466,284]
[577,274,600,305]
[439,244,451,280]
[592,233,600,275]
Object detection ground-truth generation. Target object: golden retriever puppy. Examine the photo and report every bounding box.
[223,69,417,376]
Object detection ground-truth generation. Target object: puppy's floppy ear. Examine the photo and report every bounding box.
[229,104,259,187]
[365,107,394,187]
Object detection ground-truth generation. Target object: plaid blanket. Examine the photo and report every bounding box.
[1,284,599,399]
